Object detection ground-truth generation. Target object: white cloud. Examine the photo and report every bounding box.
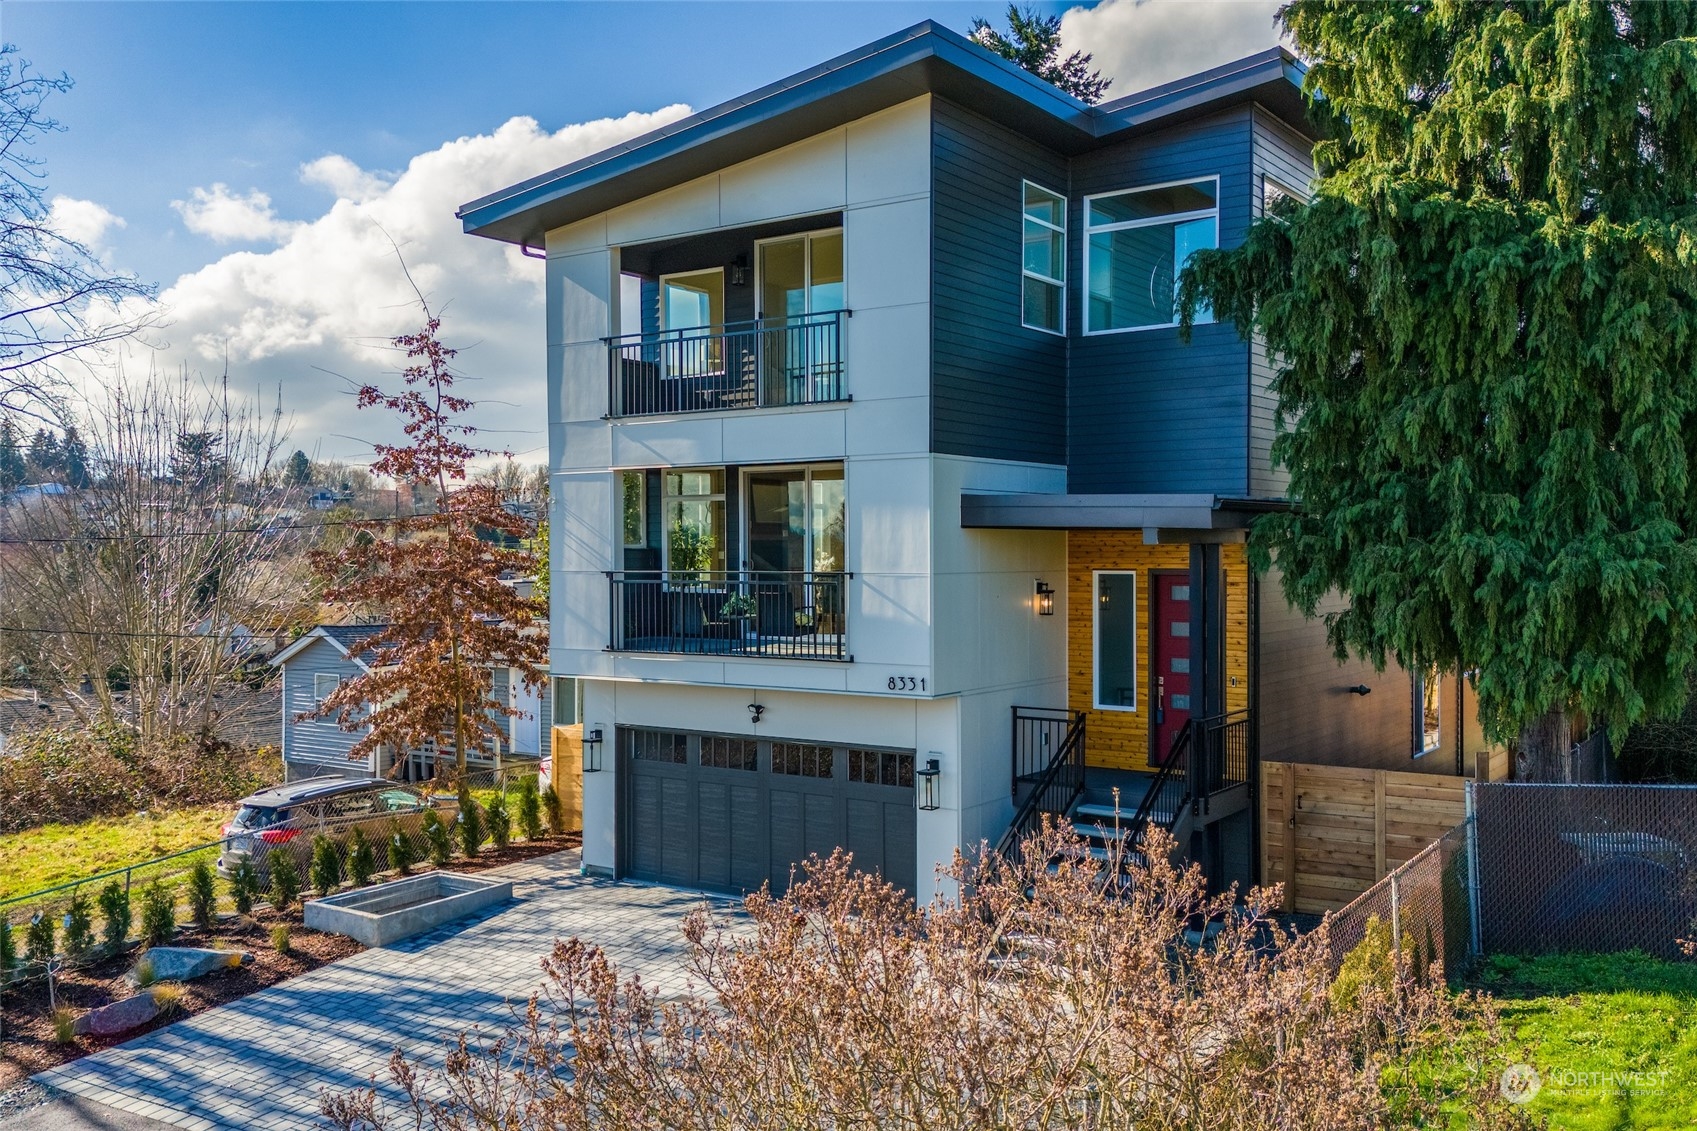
[300,154,391,203]
[1062,0,1287,96]
[48,195,125,249]
[171,184,303,244]
[112,105,691,463]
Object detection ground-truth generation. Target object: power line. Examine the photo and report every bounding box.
[0,508,545,545]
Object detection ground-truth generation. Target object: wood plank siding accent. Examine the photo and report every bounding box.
[930,98,1069,463]
[550,724,585,832]
[1260,761,1469,914]
[1066,533,1250,769]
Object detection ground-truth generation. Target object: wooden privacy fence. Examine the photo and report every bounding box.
[1262,762,1469,915]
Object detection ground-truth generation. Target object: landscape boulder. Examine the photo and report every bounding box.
[71,992,160,1037]
[128,946,253,986]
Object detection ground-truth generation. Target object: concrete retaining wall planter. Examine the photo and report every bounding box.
[304,873,514,946]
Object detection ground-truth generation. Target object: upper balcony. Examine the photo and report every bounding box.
[606,310,848,418]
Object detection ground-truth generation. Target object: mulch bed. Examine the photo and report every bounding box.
[0,832,582,1087]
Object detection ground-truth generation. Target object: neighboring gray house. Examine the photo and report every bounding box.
[271,623,551,782]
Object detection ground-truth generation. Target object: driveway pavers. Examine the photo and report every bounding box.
[33,851,734,1130]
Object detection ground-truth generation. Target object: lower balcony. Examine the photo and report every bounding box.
[607,570,848,661]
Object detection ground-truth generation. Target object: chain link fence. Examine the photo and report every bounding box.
[1323,822,1475,977]
[0,761,569,984]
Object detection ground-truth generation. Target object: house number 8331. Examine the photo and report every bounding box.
[887,676,926,692]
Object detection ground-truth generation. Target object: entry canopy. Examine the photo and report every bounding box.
[960,492,1293,542]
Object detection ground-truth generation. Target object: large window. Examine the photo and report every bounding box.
[662,468,726,578]
[1085,178,1218,333]
[1093,571,1138,711]
[621,470,646,548]
[744,464,845,576]
[1022,181,1066,334]
[659,268,725,376]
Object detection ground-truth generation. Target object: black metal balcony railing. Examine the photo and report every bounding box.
[606,310,847,418]
[607,570,848,661]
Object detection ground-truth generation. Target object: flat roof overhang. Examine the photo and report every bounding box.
[458,23,1309,247]
[961,492,1293,538]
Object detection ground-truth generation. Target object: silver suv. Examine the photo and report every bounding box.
[217,777,451,879]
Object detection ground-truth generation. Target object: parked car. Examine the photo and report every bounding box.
[216,776,454,879]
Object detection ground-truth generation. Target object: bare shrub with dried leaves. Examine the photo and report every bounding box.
[322,824,1533,1130]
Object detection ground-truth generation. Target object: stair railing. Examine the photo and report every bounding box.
[995,710,1086,868]
[1125,720,1194,846]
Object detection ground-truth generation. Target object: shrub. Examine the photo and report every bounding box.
[270,922,291,956]
[347,828,377,887]
[0,913,16,976]
[387,821,413,876]
[131,955,157,988]
[516,776,543,840]
[63,891,95,960]
[422,809,452,867]
[457,789,483,859]
[51,1007,78,1045]
[98,880,131,951]
[229,857,260,915]
[25,908,56,966]
[187,859,218,932]
[269,848,301,911]
[150,981,187,1017]
[486,792,512,851]
[541,784,566,837]
[139,881,176,948]
[311,835,342,897]
[1330,915,1396,1015]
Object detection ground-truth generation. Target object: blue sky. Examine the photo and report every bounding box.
[5,0,1283,462]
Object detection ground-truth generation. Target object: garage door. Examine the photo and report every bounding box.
[622,727,917,897]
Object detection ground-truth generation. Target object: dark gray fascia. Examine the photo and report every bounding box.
[960,492,1294,531]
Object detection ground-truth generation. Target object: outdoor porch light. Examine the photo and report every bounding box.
[1034,579,1055,616]
[582,726,605,772]
[916,756,941,811]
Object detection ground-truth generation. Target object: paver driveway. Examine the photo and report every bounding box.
[34,851,733,1130]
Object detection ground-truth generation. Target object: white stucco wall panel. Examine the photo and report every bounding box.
[721,405,847,463]
[605,175,722,246]
[841,302,929,404]
[548,249,613,348]
[720,128,848,228]
[609,417,726,469]
[843,196,930,311]
[846,97,932,205]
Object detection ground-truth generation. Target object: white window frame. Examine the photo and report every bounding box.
[552,677,580,727]
[1412,669,1442,758]
[620,470,646,549]
[1092,570,1139,713]
[1261,175,1310,219]
[1083,175,1220,336]
[660,467,727,581]
[753,227,846,320]
[313,672,343,705]
[1020,180,1067,336]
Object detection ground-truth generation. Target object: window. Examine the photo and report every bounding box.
[1085,178,1218,333]
[1413,670,1442,757]
[1022,181,1066,334]
[629,728,688,764]
[773,742,834,779]
[1093,571,1138,711]
[1262,176,1307,218]
[743,464,845,575]
[848,748,914,788]
[662,469,726,578]
[659,269,725,376]
[313,673,342,704]
[621,470,646,548]
[701,736,759,771]
[757,230,845,320]
[552,677,579,727]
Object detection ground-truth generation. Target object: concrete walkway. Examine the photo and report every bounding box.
[32,852,732,1130]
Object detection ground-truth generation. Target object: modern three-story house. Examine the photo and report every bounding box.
[458,22,1498,900]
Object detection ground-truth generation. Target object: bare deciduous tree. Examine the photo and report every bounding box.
[323,826,1533,1131]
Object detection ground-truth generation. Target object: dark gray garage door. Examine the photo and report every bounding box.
[622,727,916,896]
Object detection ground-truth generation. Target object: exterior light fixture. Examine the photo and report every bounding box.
[582,726,605,772]
[1034,579,1055,616]
[748,702,766,724]
[1348,685,1372,696]
[916,756,941,811]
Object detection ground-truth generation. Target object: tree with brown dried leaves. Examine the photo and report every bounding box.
[322,825,1533,1131]
[305,308,547,778]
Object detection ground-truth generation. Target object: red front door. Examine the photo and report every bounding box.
[1151,571,1192,764]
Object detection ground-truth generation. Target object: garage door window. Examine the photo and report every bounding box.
[849,749,914,788]
[630,728,688,764]
[701,735,758,771]
[774,742,834,778]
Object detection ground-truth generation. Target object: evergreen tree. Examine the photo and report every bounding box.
[1182,1,1697,776]
[284,449,312,487]
[969,4,1110,104]
[60,424,90,488]
[0,416,25,489]
[25,427,59,477]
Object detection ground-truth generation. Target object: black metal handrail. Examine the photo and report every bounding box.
[606,310,848,418]
[1127,720,1194,842]
[1192,709,1251,800]
[1010,705,1075,795]
[607,570,847,661]
[996,709,1086,868]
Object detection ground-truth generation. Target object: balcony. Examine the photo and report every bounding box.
[608,570,848,661]
[606,311,847,419]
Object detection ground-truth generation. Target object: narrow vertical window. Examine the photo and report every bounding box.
[1093,571,1138,711]
[1413,669,1442,757]
[1022,181,1066,334]
[621,470,646,548]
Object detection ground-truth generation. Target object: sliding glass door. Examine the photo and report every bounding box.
[756,231,843,404]
[744,464,846,636]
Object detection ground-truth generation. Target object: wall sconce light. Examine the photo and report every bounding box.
[748,702,765,724]
[729,254,750,286]
[1034,579,1055,616]
[916,755,941,811]
[1348,685,1372,696]
[582,726,605,772]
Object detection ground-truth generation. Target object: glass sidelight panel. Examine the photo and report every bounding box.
[758,231,844,405]
[663,469,725,578]
[660,269,724,377]
[810,466,845,574]
[1094,571,1138,711]
[746,469,807,574]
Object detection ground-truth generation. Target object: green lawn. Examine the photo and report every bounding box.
[0,803,231,903]
[1465,952,1697,1129]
